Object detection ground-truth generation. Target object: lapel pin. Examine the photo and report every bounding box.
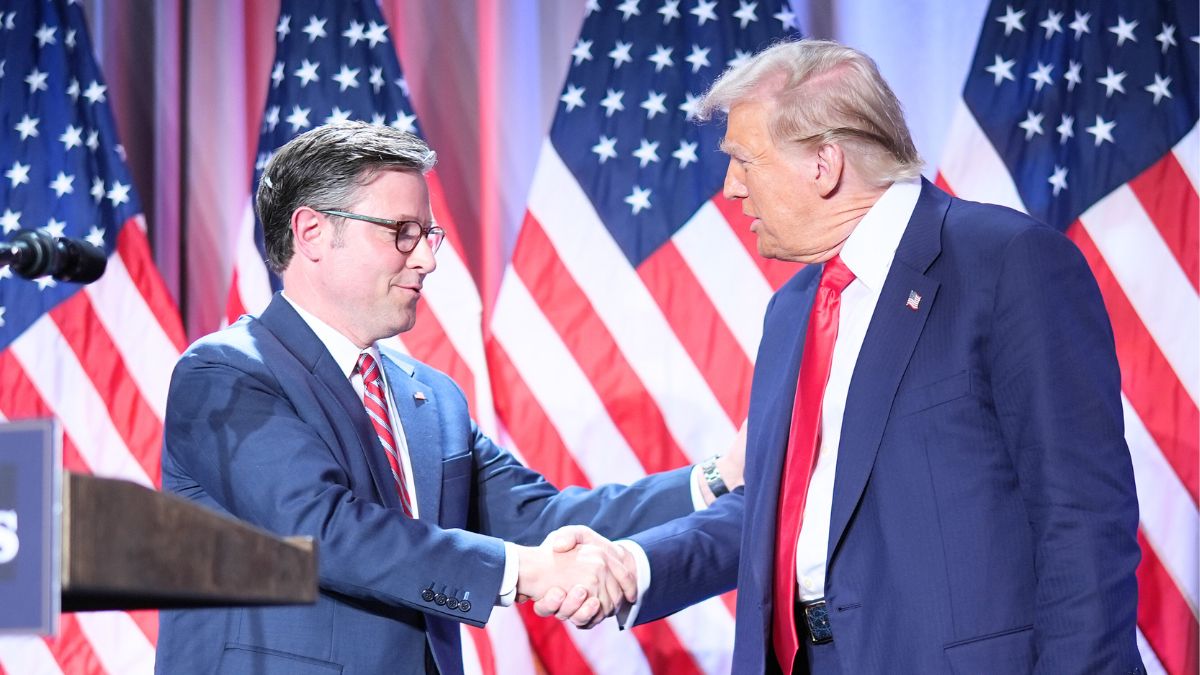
[413,391,427,401]
[906,290,922,311]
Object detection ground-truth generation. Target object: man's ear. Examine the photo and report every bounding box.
[814,142,845,198]
[291,206,325,262]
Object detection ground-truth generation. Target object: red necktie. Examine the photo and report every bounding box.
[772,256,855,672]
[357,353,413,516]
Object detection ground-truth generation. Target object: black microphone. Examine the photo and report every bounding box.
[0,230,108,284]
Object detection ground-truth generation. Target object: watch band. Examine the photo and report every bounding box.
[700,456,730,498]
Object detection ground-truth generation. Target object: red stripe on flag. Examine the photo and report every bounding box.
[638,242,753,425]
[49,293,163,488]
[1136,530,1199,675]
[486,339,591,489]
[710,194,801,290]
[516,603,595,675]
[512,213,692,475]
[127,610,159,648]
[1127,153,1200,292]
[117,220,187,352]
[1068,223,1199,504]
[631,619,705,675]
[225,269,248,326]
[402,302,480,420]
[465,626,497,675]
[44,614,104,675]
[0,351,91,475]
[720,589,737,615]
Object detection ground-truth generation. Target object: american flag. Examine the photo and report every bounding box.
[224,1,521,673]
[935,2,1198,673]
[0,0,185,673]
[488,1,798,672]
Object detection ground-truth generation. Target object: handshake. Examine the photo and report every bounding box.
[514,525,638,629]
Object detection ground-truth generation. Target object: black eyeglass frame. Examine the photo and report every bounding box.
[316,208,446,254]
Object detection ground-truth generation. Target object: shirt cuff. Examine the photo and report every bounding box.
[614,539,651,629]
[689,464,709,511]
[498,541,519,607]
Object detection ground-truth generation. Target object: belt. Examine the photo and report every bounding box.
[797,599,833,644]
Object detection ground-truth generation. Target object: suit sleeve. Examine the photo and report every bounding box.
[988,226,1142,673]
[162,355,506,627]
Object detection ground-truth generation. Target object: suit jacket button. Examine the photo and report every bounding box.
[446,597,460,609]
[434,593,447,606]
[458,600,472,612]
[421,589,435,602]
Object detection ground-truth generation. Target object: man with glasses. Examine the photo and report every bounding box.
[156,121,742,675]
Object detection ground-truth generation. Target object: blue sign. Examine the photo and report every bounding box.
[0,419,60,635]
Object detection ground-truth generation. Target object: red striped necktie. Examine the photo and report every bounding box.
[772,255,855,672]
[357,352,413,516]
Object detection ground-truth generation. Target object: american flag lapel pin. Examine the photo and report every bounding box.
[413,391,427,401]
[906,291,922,311]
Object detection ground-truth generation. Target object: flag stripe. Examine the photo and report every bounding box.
[1068,224,1199,504]
[125,611,158,648]
[73,612,154,675]
[629,621,705,675]
[708,189,799,291]
[1136,530,1200,675]
[0,353,91,476]
[115,221,188,352]
[49,294,163,487]
[516,605,595,675]
[43,615,103,675]
[1126,153,1199,292]
[512,216,693,475]
[388,303,479,419]
[937,103,1027,212]
[1172,124,1200,201]
[657,597,736,675]
[0,636,62,675]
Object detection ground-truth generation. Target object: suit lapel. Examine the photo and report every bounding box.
[381,354,443,522]
[827,180,949,563]
[259,294,400,506]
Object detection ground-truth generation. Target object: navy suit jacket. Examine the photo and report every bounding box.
[156,294,695,675]
[632,181,1143,674]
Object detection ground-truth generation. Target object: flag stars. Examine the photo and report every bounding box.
[1038,10,1063,39]
[608,40,634,69]
[572,38,594,66]
[996,5,1025,36]
[332,65,360,91]
[364,21,388,47]
[106,181,131,207]
[1063,60,1082,91]
[641,90,668,119]
[633,139,660,167]
[728,49,752,69]
[35,23,56,47]
[14,114,39,140]
[672,140,698,168]
[617,0,641,21]
[83,80,106,104]
[390,112,417,134]
[66,78,79,100]
[369,66,385,92]
[271,61,284,87]
[624,185,652,214]
[733,1,759,28]
[85,129,99,151]
[264,105,281,132]
[43,218,67,238]
[1108,16,1137,46]
[585,0,601,15]
[560,84,586,112]
[592,135,618,163]
[5,161,30,188]
[685,44,711,73]
[985,54,1016,85]
[1056,114,1074,144]
[301,15,327,42]
[294,59,320,87]
[1145,73,1173,105]
[679,92,701,118]
[691,0,718,26]
[65,28,76,49]
[1156,23,1177,53]
[600,88,625,117]
[90,177,105,201]
[50,172,74,197]
[2,12,14,31]
[85,226,106,248]
[343,20,366,46]
[0,60,5,79]
[1096,67,1126,97]
[658,0,681,24]
[0,209,20,234]
[1047,166,1068,196]
[648,44,674,72]
[276,14,291,41]
[1085,115,1115,146]
[325,107,352,124]
[35,276,56,291]
[773,7,798,31]
[371,112,386,126]
[60,124,83,150]
[1018,110,1044,140]
[286,105,312,131]
[1068,11,1090,39]
[26,67,49,93]
[1027,62,1053,91]
[0,307,6,326]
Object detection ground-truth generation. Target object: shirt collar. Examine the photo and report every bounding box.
[281,292,379,379]
[837,178,922,292]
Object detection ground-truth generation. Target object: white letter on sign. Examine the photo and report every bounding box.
[0,510,18,564]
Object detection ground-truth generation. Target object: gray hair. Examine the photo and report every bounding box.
[256,121,437,273]
[695,39,922,186]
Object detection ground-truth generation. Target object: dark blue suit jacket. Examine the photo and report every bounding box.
[631,181,1143,674]
[156,294,695,675]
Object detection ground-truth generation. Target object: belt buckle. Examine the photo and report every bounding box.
[802,600,833,645]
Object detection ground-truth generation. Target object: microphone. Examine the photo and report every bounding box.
[0,230,108,284]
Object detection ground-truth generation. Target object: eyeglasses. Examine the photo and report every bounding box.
[317,209,445,254]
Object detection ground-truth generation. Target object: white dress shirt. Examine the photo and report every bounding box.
[794,178,921,601]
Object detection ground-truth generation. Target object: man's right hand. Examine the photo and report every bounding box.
[515,527,637,628]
